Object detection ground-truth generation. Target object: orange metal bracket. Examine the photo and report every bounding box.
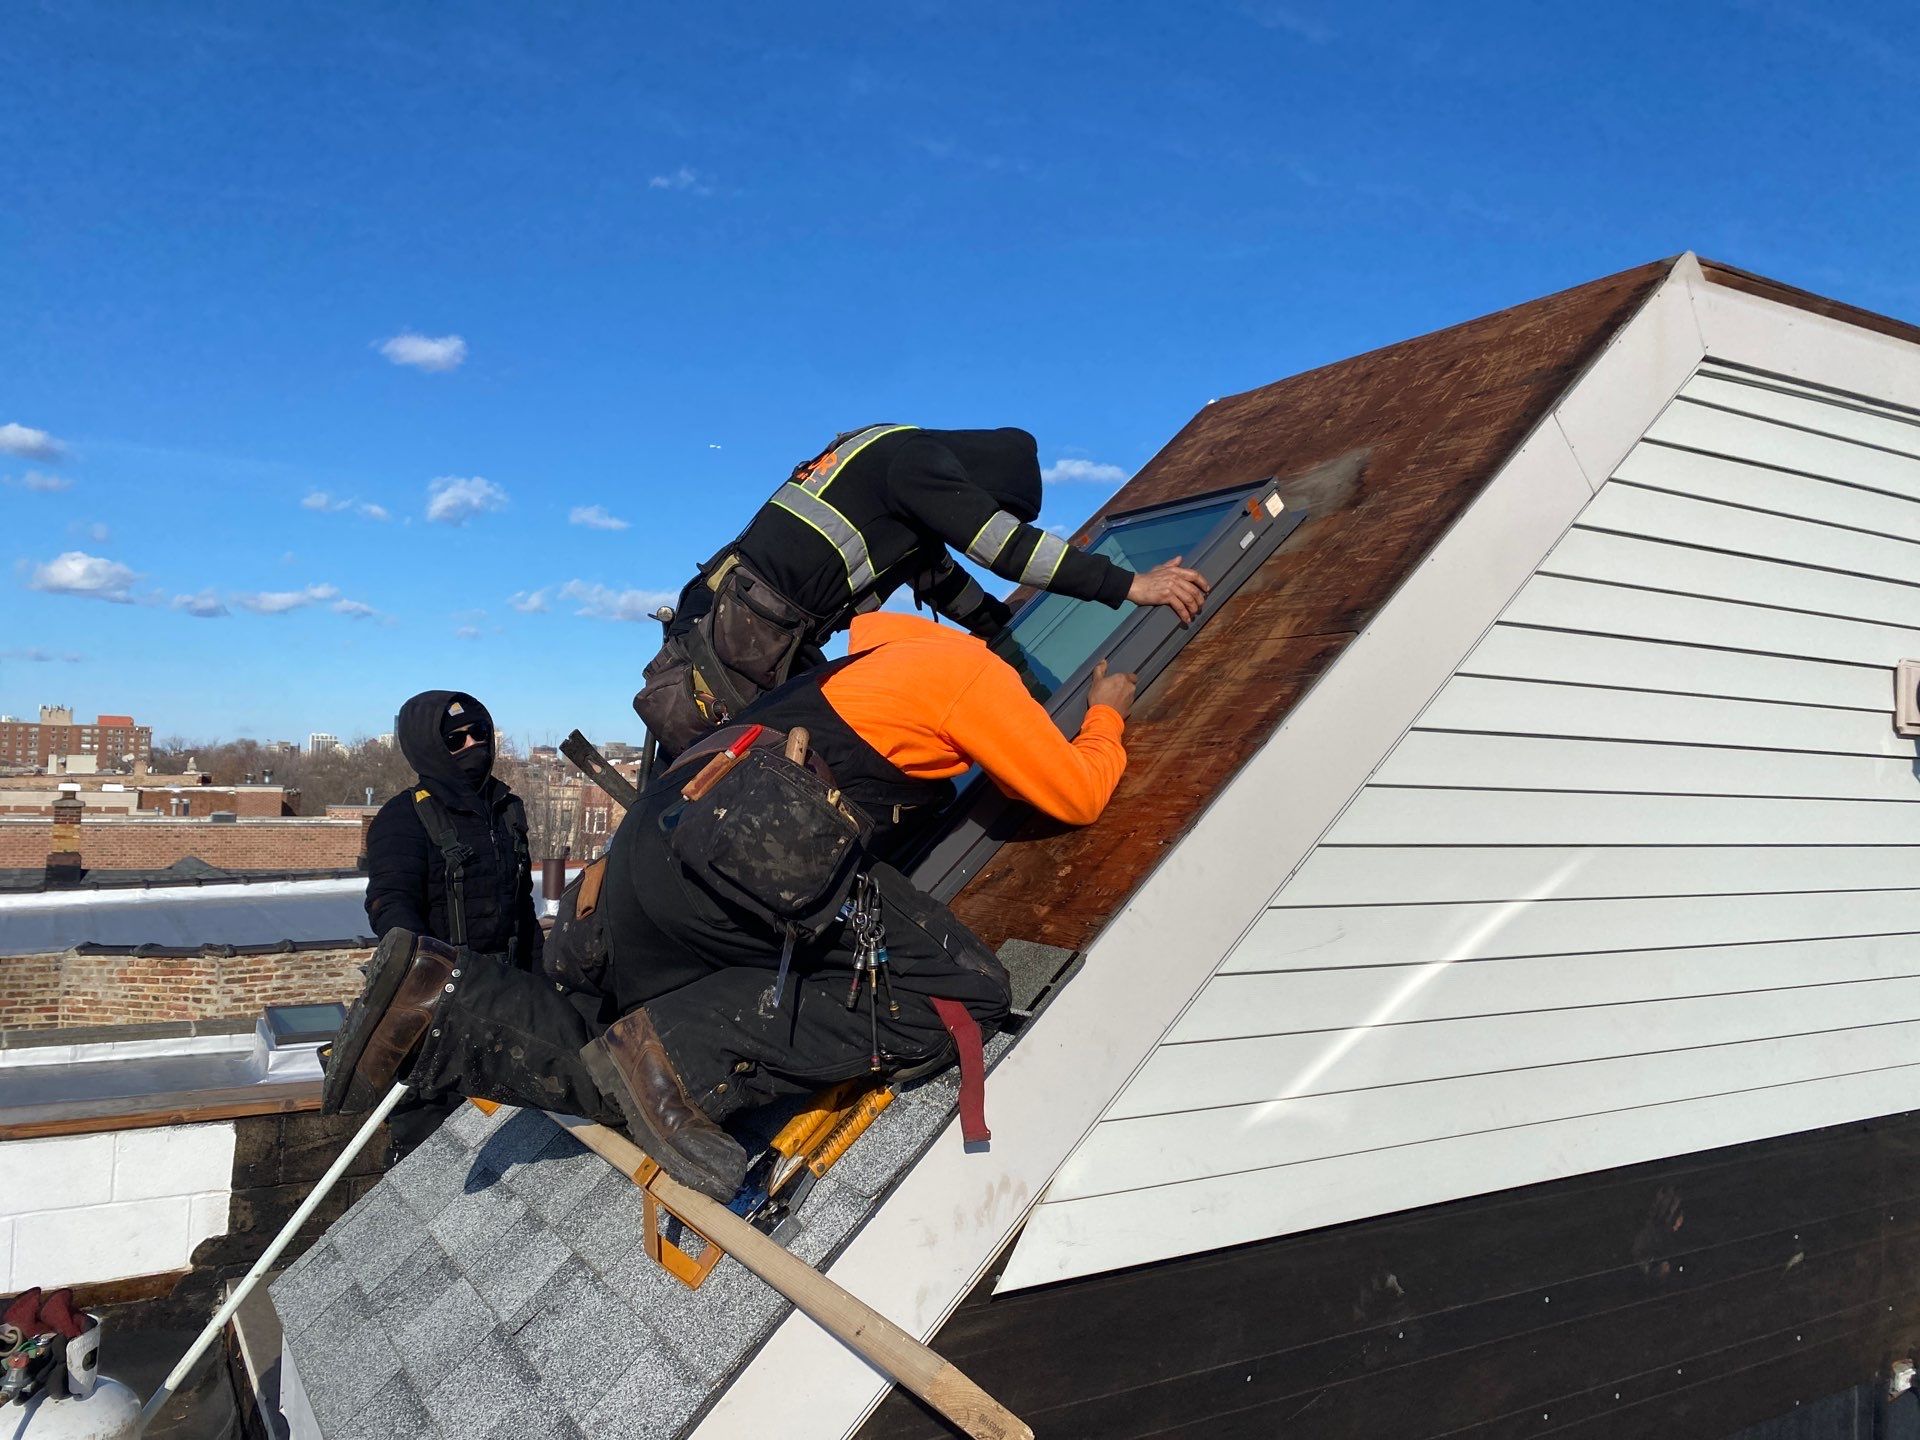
[468,1098,724,1290]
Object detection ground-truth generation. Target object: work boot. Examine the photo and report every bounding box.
[322,930,459,1115]
[580,1009,748,1202]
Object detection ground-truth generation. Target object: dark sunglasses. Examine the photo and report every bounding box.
[444,722,492,752]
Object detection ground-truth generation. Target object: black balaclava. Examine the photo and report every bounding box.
[926,428,1044,523]
[442,701,493,788]
[395,689,496,797]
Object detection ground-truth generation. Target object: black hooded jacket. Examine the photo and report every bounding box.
[363,690,542,965]
[732,426,1133,636]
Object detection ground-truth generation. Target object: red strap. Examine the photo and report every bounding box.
[928,997,989,1144]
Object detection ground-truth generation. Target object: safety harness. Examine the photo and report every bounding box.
[411,787,531,965]
[766,423,920,607]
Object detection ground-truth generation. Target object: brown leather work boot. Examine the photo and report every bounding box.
[322,930,459,1115]
[580,1010,748,1201]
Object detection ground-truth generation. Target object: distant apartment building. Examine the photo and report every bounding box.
[0,705,152,771]
[307,732,340,755]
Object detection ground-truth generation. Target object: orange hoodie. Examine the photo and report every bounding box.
[819,612,1127,826]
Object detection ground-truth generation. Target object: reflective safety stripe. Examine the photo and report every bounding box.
[795,424,918,496]
[965,510,1020,568]
[769,483,878,595]
[770,424,917,605]
[1019,532,1070,588]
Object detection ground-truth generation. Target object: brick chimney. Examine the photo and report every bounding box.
[46,790,84,886]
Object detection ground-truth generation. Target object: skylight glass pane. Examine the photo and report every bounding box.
[1004,494,1241,694]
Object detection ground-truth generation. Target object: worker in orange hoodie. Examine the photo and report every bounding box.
[323,613,1135,1200]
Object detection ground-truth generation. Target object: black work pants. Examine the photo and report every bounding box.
[599,791,1010,1121]
[406,791,1008,1127]
[407,950,624,1127]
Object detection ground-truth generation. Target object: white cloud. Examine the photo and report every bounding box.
[0,423,66,461]
[569,504,630,531]
[557,580,677,622]
[332,598,377,619]
[648,166,714,195]
[25,551,138,603]
[455,625,482,640]
[508,588,550,613]
[4,470,72,492]
[1242,2,1334,42]
[1042,458,1129,486]
[303,491,389,521]
[1,646,84,662]
[173,590,230,618]
[75,521,110,542]
[378,332,468,372]
[234,582,339,615]
[426,475,508,525]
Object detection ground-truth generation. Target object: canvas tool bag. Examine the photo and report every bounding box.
[665,736,872,938]
[542,855,611,993]
[632,555,823,756]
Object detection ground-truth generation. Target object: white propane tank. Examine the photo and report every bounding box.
[7,1377,140,1440]
[8,1316,138,1440]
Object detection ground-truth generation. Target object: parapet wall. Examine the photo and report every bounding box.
[0,945,373,1031]
[0,816,363,872]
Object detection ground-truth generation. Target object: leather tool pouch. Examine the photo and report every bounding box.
[708,559,814,694]
[667,747,871,938]
[543,855,612,994]
[632,558,819,756]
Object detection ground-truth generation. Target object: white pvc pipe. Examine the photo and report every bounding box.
[136,1081,411,1434]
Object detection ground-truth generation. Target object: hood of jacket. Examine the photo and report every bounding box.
[925,427,1043,523]
[396,689,497,808]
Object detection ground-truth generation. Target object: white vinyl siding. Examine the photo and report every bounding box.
[1004,361,1920,1289]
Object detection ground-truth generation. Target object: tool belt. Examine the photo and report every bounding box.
[664,725,871,938]
[543,855,610,994]
[633,554,825,756]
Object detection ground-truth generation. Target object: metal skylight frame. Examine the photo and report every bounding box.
[909,477,1308,903]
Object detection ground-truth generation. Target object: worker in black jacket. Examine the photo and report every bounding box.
[362,689,541,1153]
[634,424,1207,753]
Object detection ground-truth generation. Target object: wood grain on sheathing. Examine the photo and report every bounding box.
[949,259,1673,954]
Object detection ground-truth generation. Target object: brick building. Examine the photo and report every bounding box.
[0,705,153,771]
[0,770,299,818]
[0,814,364,875]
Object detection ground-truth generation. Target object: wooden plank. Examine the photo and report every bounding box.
[865,1111,1920,1440]
[1550,525,1920,632]
[1173,933,1920,1040]
[1281,844,1920,906]
[1373,731,1920,802]
[1005,1066,1920,1288]
[0,1080,321,1142]
[1683,369,1920,461]
[547,1112,1035,1440]
[1111,980,1920,1119]
[1582,480,1920,586]
[1614,441,1920,545]
[1649,399,1920,503]
[1326,788,1920,846]
[1415,675,1911,758]
[1501,574,1920,669]
[1224,889,1920,973]
[1059,1022,1920,1202]
[1459,622,1892,710]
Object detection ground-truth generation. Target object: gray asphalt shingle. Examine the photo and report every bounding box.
[271,981,1030,1436]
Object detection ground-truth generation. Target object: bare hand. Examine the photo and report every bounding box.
[1127,556,1210,624]
[1087,658,1138,720]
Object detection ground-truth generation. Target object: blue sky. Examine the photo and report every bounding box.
[4,0,1917,747]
